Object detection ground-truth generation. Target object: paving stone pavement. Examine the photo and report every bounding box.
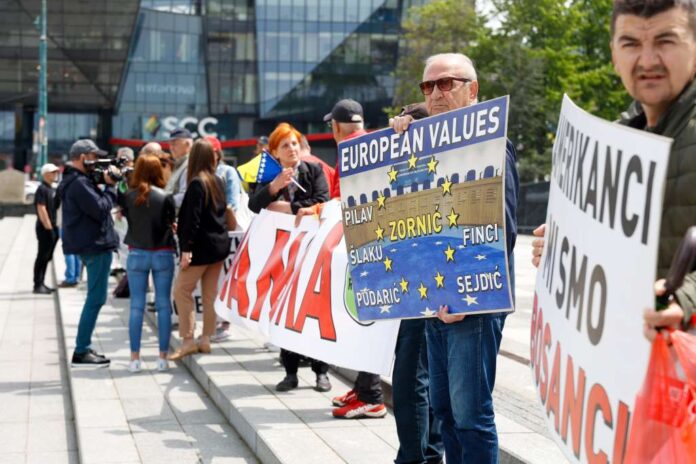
[0,216,78,464]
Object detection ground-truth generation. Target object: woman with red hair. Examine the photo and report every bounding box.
[120,154,176,373]
[248,122,332,392]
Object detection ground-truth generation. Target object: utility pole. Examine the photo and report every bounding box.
[35,0,48,174]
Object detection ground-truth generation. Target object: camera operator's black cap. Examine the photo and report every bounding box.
[323,99,364,123]
[69,139,107,158]
[169,128,193,140]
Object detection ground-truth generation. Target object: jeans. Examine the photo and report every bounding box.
[393,319,444,464]
[127,249,174,353]
[60,228,82,283]
[75,252,112,354]
[425,314,506,464]
[33,225,58,288]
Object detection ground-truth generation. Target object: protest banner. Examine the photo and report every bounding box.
[532,95,671,463]
[215,201,400,376]
[338,97,514,321]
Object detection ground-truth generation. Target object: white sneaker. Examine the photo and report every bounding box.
[211,328,231,342]
[157,358,169,372]
[128,359,141,373]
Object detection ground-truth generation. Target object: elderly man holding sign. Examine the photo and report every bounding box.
[390,52,519,464]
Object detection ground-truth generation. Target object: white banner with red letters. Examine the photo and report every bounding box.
[215,200,400,376]
[532,95,671,463]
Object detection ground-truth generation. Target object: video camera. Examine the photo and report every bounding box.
[84,156,128,185]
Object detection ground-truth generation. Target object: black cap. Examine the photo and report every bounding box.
[323,99,364,123]
[169,127,193,140]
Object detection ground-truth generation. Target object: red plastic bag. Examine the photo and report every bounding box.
[625,331,696,463]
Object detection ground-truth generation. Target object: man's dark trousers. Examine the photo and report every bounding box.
[355,372,383,404]
[392,319,444,464]
[33,225,58,288]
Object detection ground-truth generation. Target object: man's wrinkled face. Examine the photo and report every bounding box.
[423,58,479,115]
[612,7,696,117]
[170,138,192,159]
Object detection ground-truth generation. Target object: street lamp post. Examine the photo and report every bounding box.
[35,0,48,175]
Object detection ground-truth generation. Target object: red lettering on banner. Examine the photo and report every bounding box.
[251,229,291,320]
[531,293,538,364]
[561,355,586,459]
[585,383,612,464]
[227,240,251,318]
[291,221,343,341]
[612,402,630,464]
[539,323,552,402]
[546,342,562,431]
[535,315,543,385]
[269,232,308,324]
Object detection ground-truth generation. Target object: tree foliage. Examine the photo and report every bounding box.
[390,0,631,182]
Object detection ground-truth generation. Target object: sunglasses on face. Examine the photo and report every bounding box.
[418,77,471,95]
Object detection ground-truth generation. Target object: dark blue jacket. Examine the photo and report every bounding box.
[58,165,119,255]
[505,139,519,298]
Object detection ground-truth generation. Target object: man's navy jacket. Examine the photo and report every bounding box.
[58,165,119,256]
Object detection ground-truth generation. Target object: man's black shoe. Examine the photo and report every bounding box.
[275,374,299,392]
[315,373,332,392]
[71,351,110,367]
[87,348,107,360]
[58,281,78,288]
[33,285,52,295]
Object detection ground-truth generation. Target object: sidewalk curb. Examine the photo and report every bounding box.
[51,262,90,464]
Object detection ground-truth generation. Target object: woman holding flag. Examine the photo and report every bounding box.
[248,122,332,392]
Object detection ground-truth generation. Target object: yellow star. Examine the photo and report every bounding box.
[376,191,386,210]
[444,244,456,262]
[446,208,459,228]
[441,176,453,196]
[399,277,409,293]
[387,166,398,183]
[383,256,393,272]
[407,153,418,170]
[375,224,385,241]
[434,272,445,288]
[427,156,438,173]
[418,282,428,300]
[464,294,478,306]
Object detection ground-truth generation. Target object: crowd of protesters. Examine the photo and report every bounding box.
[28,1,696,462]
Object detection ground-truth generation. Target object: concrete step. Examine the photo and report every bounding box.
[53,247,258,464]
[155,314,567,463]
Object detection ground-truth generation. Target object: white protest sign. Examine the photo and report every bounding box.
[215,201,400,376]
[532,95,671,463]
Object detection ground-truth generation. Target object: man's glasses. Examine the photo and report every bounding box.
[418,77,471,95]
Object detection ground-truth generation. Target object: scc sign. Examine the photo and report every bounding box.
[162,116,218,138]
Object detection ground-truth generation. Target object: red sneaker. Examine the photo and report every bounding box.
[332,389,357,407]
[332,399,387,419]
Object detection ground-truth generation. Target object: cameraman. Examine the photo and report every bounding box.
[58,139,120,367]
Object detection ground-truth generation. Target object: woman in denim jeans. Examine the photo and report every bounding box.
[119,154,176,373]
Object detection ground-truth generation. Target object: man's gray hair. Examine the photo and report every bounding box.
[424,53,478,80]
[337,121,364,135]
[140,142,163,155]
[117,147,134,161]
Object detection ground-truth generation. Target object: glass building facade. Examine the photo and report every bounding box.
[1,0,430,169]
